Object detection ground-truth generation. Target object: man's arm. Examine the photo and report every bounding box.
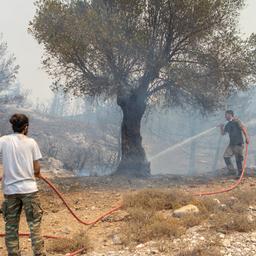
[241,125,249,144]
[235,118,249,144]
[32,139,43,178]
[33,160,41,178]
[219,124,225,135]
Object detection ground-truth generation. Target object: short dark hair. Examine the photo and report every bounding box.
[225,110,234,116]
[9,113,29,133]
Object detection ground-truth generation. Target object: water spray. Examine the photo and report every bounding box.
[150,117,256,162]
[0,119,254,256]
[150,126,218,161]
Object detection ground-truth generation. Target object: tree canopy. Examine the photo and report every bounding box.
[31,0,256,111]
[0,35,19,95]
[0,35,20,105]
[30,0,256,176]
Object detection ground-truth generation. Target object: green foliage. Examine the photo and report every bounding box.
[0,35,19,92]
[30,0,256,111]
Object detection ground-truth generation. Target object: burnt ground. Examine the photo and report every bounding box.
[0,167,256,256]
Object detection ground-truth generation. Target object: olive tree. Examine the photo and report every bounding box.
[30,0,256,177]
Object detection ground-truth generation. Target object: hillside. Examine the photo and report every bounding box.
[0,105,120,176]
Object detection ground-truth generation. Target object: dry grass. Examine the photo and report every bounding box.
[121,187,256,245]
[193,197,220,213]
[122,207,184,245]
[46,231,90,254]
[181,213,203,228]
[122,189,206,245]
[209,188,256,233]
[217,188,256,209]
[211,211,256,233]
[123,189,193,211]
[180,197,219,228]
[232,188,256,205]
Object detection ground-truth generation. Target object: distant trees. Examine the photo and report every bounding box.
[0,35,19,104]
[0,34,27,107]
[49,90,66,116]
[30,0,256,176]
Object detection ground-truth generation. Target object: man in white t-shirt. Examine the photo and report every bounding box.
[0,113,45,256]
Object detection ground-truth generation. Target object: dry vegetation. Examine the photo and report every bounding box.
[122,189,194,211]
[121,187,256,246]
[209,188,256,234]
[46,231,90,254]
[122,207,183,244]
[1,165,256,255]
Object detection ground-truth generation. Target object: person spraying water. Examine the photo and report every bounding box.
[219,110,249,178]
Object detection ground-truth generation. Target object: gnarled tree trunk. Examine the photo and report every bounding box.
[115,92,150,177]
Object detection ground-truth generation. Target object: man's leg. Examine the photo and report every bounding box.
[234,145,244,176]
[22,192,45,256]
[1,195,22,256]
[223,146,236,175]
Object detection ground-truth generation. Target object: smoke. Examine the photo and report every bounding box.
[143,109,227,176]
[12,87,256,177]
[149,127,217,161]
[145,89,256,176]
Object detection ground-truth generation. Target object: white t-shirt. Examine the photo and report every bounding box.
[0,133,42,195]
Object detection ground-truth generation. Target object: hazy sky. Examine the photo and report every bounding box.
[0,0,255,102]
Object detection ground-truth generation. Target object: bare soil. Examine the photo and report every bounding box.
[0,167,256,256]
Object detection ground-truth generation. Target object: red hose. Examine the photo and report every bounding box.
[0,233,63,239]
[0,130,250,255]
[193,142,249,196]
[65,248,86,256]
[40,176,122,225]
[0,176,122,226]
[0,175,122,255]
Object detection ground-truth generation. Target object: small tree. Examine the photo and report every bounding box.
[30,0,256,177]
[0,35,19,104]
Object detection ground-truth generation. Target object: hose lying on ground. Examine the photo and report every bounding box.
[0,133,250,255]
[41,175,122,225]
[193,141,249,196]
[0,175,122,255]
